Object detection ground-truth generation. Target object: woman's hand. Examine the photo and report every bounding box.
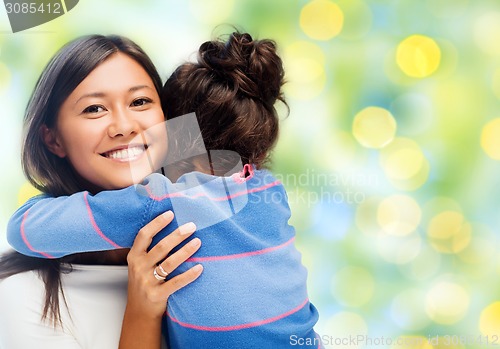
[119,210,203,349]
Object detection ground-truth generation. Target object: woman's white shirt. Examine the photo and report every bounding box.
[0,264,131,349]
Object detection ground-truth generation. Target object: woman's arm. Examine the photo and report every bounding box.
[119,211,203,349]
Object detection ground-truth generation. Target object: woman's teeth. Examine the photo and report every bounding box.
[105,147,145,160]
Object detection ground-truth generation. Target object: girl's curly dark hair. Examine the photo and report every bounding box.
[162,32,287,171]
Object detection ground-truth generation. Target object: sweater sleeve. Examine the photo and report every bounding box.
[6,175,175,259]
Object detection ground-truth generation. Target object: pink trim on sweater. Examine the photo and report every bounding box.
[232,164,255,183]
[222,180,281,201]
[83,192,123,249]
[20,209,54,258]
[187,236,295,262]
[167,298,309,332]
[145,179,281,202]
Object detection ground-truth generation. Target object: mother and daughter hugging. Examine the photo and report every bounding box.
[0,30,323,349]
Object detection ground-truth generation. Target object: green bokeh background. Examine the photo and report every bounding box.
[2,0,500,347]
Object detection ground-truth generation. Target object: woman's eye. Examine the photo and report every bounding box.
[131,98,152,107]
[82,105,105,114]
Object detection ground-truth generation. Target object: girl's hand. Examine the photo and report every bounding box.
[119,211,203,349]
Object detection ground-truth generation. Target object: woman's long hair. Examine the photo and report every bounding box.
[0,34,163,326]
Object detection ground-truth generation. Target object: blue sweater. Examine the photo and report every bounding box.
[7,166,322,348]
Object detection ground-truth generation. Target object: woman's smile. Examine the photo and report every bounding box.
[51,52,167,191]
[100,143,149,162]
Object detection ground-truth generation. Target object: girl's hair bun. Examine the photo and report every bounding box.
[162,31,288,169]
[198,32,285,105]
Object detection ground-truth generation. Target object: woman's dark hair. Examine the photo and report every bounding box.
[0,34,163,326]
[24,35,162,196]
[161,32,287,171]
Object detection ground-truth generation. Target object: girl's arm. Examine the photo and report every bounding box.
[7,174,174,258]
[8,171,245,258]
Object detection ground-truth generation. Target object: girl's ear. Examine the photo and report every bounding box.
[40,125,66,158]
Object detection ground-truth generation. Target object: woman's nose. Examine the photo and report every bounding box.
[107,109,139,138]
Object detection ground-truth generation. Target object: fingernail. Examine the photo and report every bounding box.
[162,210,174,219]
[189,238,201,247]
[179,222,196,235]
[193,264,203,273]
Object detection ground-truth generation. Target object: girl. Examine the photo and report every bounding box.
[0,35,203,349]
[6,33,322,348]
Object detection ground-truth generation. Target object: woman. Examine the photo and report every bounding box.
[4,32,322,348]
[0,35,203,349]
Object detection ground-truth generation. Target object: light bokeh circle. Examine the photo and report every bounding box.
[379,137,429,191]
[300,0,344,40]
[481,118,500,160]
[474,12,500,56]
[396,35,441,78]
[283,41,326,100]
[427,211,471,254]
[425,281,469,324]
[480,302,500,336]
[377,195,421,236]
[352,107,397,148]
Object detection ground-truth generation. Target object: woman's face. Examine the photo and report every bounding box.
[48,52,167,191]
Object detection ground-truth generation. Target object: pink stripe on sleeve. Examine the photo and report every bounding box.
[145,180,281,202]
[187,237,295,262]
[83,192,123,249]
[220,180,281,202]
[167,298,309,332]
[20,209,54,259]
